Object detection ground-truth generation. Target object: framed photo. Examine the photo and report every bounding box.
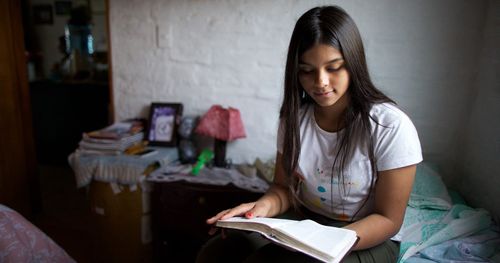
[54,1,72,15]
[147,103,183,147]
[33,5,53,25]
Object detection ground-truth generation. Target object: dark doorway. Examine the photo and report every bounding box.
[19,1,112,261]
[22,0,111,165]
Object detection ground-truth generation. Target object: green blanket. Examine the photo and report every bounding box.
[397,164,493,262]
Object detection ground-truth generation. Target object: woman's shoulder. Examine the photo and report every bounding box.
[369,102,413,127]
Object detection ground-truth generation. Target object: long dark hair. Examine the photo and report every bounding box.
[280,6,394,221]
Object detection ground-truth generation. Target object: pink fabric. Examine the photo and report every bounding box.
[0,204,75,263]
[195,105,246,141]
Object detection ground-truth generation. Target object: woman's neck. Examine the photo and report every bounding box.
[314,93,350,132]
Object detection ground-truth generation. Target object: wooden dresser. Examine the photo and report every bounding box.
[151,178,264,262]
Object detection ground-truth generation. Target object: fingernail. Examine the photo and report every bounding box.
[245,212,253,218]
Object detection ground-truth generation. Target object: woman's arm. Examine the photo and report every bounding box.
[206,152,291,224]
[344,164,416,250]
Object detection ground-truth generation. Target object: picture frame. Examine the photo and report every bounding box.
[146,103,183,147]
[33,5,53,25]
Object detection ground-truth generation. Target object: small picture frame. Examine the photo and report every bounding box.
[146,103,183,147]
[33,5,53,25]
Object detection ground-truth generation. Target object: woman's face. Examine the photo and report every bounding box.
[298,44,350,108]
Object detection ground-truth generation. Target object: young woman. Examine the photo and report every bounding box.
[197,5,422,263]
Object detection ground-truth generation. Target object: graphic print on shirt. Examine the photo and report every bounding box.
[294,103,422,221]
[307,163,361,220]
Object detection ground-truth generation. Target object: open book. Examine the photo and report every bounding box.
[216,217,358,263]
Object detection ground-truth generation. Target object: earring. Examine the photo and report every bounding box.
[302,90,306,99]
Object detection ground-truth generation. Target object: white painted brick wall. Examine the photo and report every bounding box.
[108,0,488,174]
[456,0,500,222]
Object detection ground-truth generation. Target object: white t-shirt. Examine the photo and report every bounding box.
[277,103,422,222]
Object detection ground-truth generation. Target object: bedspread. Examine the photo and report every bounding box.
[0,204,75,263]
[397,164,500,262]
[405,226,500,262]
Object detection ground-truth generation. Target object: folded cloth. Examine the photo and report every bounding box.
[408,163,452,210]
[397,163,497,262]
[399,203,494,262]
[404,227,500,262]
[393,163,451,242]
[68,147,178,188]
[147,165,269,193]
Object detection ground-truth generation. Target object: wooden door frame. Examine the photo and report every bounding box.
[106,0,115,122]
[0,0,115,216]
[0,0,40,217]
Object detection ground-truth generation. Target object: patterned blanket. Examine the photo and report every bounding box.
[0,204,75,262]
[397,164,500,262]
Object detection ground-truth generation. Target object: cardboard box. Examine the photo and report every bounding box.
[89,181,152,262]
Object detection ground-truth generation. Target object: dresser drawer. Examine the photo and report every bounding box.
[151,181,263,262]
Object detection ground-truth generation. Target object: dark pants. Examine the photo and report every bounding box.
[196,208,400,263]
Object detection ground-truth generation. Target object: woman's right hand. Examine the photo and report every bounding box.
[206,153,290,235]
[206,201,271,235]
[206,200,272,225]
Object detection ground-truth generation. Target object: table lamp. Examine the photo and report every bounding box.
[195,105,246,167]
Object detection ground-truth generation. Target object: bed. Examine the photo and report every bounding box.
[0,204,75,263]
[397,163,500,262]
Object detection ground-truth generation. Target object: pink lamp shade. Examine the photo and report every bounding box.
[195,105,246,141]
[195,105,246,167]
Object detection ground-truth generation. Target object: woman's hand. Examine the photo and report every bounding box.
[207,200,271,224]
[205,151,290,235]
[206,200,272,235]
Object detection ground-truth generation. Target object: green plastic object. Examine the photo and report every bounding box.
[191,149,214,175]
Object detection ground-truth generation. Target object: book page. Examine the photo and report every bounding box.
[217,217,296,230]
[274,220,357,259]
[217,217,357,263]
